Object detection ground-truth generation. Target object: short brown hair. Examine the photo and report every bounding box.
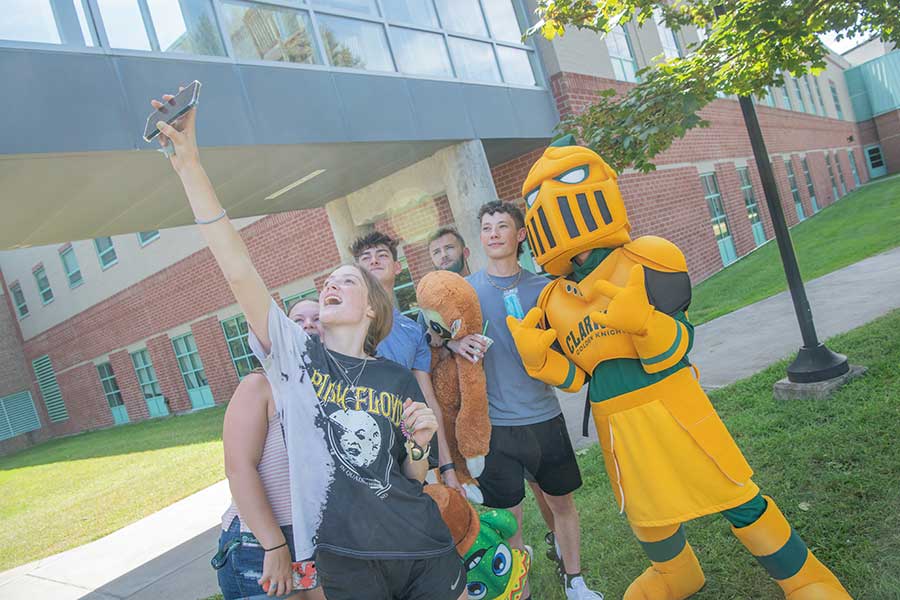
[352,264,394,356]
[350,231,399,261]
[427,227,466,248]
[477,200,526,257]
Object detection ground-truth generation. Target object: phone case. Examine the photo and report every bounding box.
[260,560,318,592]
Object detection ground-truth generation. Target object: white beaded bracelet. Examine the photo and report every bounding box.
[195,208,227,225]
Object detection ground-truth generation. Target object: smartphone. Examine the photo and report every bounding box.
[143,80,201,143]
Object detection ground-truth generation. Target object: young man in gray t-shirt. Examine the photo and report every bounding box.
[454,201,603,600]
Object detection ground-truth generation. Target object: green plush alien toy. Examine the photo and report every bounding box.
[463,509,531,600]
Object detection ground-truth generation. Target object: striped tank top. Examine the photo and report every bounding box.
[221,410,292,531]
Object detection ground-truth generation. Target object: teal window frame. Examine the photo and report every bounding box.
[97,362,125,409]
[834,152,847,195]
[792,78,808,113]
[737,167,765,246]
[10,282,28,318]
[59,246,83,288]
[653,8,681,60]
[221,314,262,379]
[283,288,319,313]
[130,349,163,400]
[33,266,54,305]
[829,80,844,120]
[801,158,818,211]
[825,153,840,199]
[700,172,738,266]
[393,257,418,317]
[137,230,160,246]
[172,333,209,391]
[764,87,776,107]
[848,150,862,186]
[0,390,42,441]
[812,77,827,115]
[94,236,118,269]
[785,159,806,221]
[803,76,819,115]
[781,81,794,111]
[606,25,639,83]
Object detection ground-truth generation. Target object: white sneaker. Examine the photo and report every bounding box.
[565,575,604,600]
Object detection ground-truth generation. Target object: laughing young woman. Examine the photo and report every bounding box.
[151,91,465,600]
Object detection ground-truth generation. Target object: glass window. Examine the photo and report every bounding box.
[701,173,737,265]
[780,80,794,110]
[97,0,153,50]
[829,80,844,120]
[785,159,805,220]
[792,78,808,113]
[172,333,209,391]
[312,0,378,16]
[59,247,83,288]
[812,77,827,116]
[763,87,776,107]
[496,45,535,85]
[848,150,861,186]
[653,8,681,60]
[382,0,439,27]
[221,2,320,64]
[434,0,488,37]
[10,283,28,318]
[390,27,453,77]
[131,349,162,399]
[801,158,817,205]
[834,152,846,195]
[34,267,54,305]
[448,36,501,82]
[94,237,118,269]
[283,288,319,313]
[606,26,638,83]
[1,0,96,46]
[146,0,225,55]
[317,14,394,71]
[394,258,418,317]
[221,314,262,379]
[137,230,160,245]
[803,76,819,115]
[481,0,523,43]
[97,362,125,408]
[825,153,839,199]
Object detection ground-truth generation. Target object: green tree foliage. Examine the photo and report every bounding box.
[528,1,900,172]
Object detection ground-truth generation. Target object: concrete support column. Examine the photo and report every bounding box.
[436,140,499,274]
[326,196,367,263]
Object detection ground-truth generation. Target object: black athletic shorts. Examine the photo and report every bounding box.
[479,413,582,509]
[316,547,465,600]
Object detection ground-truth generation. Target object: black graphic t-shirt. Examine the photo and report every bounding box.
[250,300,454,560]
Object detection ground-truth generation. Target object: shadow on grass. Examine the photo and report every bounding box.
[0,405,226,471]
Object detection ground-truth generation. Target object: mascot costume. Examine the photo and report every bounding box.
[505,136,851,600]
[416,270,492,504]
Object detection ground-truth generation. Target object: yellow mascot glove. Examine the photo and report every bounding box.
[506,308,557,371]
[590,265,654,336]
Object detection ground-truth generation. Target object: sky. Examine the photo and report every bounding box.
[820,30,872,54]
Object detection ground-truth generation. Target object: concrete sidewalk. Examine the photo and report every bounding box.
[2,246,898,599]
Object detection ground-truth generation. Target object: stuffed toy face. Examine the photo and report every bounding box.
[416,271,483,342]
[463,510,530,600]
[520,135,632,276]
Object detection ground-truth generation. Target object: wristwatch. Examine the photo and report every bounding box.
[405,438,431,462]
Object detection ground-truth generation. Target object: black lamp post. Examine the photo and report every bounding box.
[737,96,849,383]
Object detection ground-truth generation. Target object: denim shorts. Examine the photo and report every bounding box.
[214,517,302,600]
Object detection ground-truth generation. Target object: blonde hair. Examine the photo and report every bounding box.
[344,264,393,357]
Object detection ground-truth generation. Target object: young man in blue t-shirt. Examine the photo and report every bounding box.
[457,201,604,600]
[351,231,461,494]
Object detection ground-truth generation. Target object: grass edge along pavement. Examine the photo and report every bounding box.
[0,404,227,571]
[689,174,900,325]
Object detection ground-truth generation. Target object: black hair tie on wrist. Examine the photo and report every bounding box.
[439,463,456,474]
[263,541,288,553]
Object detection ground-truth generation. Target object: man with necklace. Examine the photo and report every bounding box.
[462,201,604,600]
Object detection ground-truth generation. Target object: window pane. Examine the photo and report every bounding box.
[222,2,320,64]
[97,0,153,50]
[390,27,452,77]
[312,0,378,16]
[434,0,487,36]
[381,0,438,28]
[496,46,535,85]
[146,0,225,56]
[606,27,637,82]
[653,8,680,59]
[318,15,394,71]
[448,37,500,83]
[1,0,60,44]
[138,230,160,244]
[481,0,522,43]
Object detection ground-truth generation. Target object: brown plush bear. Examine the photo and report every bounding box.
[415,270,491,504]
[423,483,480,554]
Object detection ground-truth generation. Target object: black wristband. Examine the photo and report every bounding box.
[263,541,288,553]
[439,463,456,474]
[442,338,451,349]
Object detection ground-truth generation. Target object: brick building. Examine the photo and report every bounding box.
[0,0,895,454]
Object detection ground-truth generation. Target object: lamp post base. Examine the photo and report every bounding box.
[786,344,850,383]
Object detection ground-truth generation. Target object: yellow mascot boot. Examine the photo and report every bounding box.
[625,524,705,600]
[731,496,852,600]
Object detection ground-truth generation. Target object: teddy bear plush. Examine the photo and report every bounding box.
[415,270,491,504]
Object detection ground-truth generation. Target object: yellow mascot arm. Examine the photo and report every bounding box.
[506,308,587,393]
[631,311,693,374]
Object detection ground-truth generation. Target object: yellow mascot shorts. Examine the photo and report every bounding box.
[592,368,760,527]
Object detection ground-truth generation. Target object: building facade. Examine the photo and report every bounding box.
[0,0,894,454]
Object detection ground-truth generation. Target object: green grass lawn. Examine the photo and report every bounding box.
[689,175,900,324]
[525,308,900,599]
[0,405,226,571]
